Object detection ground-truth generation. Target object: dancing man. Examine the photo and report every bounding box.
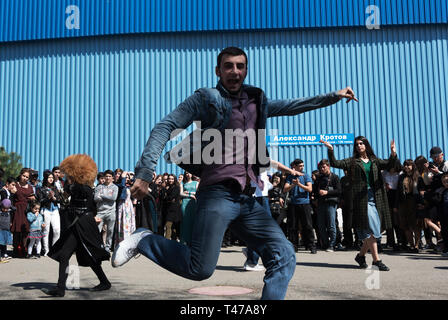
[112,46,358,299]
[42,154,111,297]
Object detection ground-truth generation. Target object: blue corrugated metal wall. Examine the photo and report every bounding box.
[1,25,447,176]
[1,0,447,42]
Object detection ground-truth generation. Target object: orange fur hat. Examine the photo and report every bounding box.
[59,154,98,187]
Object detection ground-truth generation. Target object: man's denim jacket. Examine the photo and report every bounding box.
[135,82,340,182]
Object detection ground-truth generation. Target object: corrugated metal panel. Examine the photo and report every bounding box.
[1,25,447,177]
[1,0,447,43]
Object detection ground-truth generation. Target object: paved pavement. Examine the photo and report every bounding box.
[1,244,448,301]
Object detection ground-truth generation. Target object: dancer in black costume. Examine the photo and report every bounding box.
[42,154,111,297]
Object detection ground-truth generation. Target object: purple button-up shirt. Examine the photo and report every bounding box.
[199,90,264,191]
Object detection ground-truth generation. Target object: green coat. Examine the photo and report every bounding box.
[328,149,398,231]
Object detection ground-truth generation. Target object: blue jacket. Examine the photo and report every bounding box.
[135,81,340,182]
[27,211,44,231]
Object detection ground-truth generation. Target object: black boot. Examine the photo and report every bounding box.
[90,263,111,292]
[372,260,390,271]
[41,286,65,297]
[90,282,111,292]
[355,254,368,269]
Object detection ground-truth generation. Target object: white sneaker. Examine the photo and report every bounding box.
[326,248,334,252]
[243,262,265,272]
[111,228,152,268]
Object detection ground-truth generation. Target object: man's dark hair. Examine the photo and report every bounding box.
[97,172,105,180]
[290,159,304,167]
[104,170,114,176]
[318,159,330,170]
[217,47,248,68]
[6,177,16,184]
[52,166,60,172]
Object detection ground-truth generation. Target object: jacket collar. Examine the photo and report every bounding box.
[216,81,262,99]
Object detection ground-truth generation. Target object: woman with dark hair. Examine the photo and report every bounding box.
[161,174,181,240]
[38,170,62,256]
[320,136,398,271]
[12,168,35,258]
[180,172,199,246]
[415,155,442,249]
[394,159,421,253]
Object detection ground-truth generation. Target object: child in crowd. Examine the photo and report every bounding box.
[440,172,448,257]
[0,199,14,263]
[26,201,45,259]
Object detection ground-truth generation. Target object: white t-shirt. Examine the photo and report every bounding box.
[252,171,273,197]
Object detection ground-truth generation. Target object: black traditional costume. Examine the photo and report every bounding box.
[43,183,111,297]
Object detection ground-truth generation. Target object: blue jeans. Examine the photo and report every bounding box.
[137,184,296,300]
[356,189,382,241]
[317,202,337,249]
[245,196,271,265]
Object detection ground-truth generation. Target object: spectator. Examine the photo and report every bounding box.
[415,156,442,250]
[439,172,448,257]
[340,169,357,250]
[178,174,184,186]
[321,137,398,271]
[136,173,159,233]
[38,170,62,256]
[1,177,17,203]
[180,172,199,247]
[93,170,118,252]
[395,160,421,253]
[314,159,342,252]
[150,174,164,234]
[96,172,105,187]
[114,168,124,184]
[29,169,40,192]
[0,168,4,188]
[0,199,14,262]
[268,173,286,231]
[52,166,64,196]
[12,168,35,258]
[382,161,404,250]
[283,159,317,254]
[428,147,448,188]
[26,201,45,258]
[161,174,181,240]
[115,171,136,245]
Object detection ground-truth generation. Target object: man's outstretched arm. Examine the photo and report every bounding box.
[267,87,358,118]
[132,92,202,199]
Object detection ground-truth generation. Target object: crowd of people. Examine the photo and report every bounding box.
[1,143,447,266]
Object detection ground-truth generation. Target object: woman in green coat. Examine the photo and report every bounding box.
[320,136,398,271]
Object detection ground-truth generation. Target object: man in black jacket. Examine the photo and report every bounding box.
[314,159,342,252]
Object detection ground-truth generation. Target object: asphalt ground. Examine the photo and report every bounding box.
[1,243,447,301]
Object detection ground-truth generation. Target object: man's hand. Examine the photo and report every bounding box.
[290,169,304,176]
[390,139,397,157]
[337,87,358,103]
[131,178,150,200]
[319,139,334,151]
